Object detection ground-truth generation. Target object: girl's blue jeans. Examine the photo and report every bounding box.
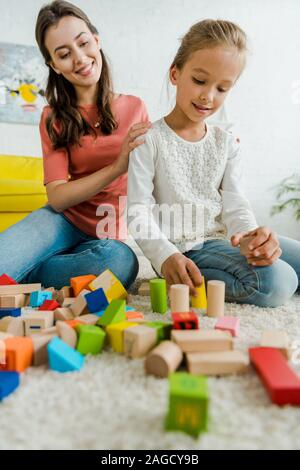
[0,205,139,290]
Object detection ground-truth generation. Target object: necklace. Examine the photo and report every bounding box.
[80,106,101,129]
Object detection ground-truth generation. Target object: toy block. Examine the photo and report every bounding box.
[47,337,85,373]
[0,274,18,286]
[149,278,168,314]
[125,311,144,321]
[88,269,127,302]
[31,333,56,366]
[56,321,77,349]
[70,275,96,297]
[24,311,54,336]
[40,326,58,335]
[0,317,24,336]
[70,289,90,317]
[215,316,240,337]
[170,284,189,313]
[0,337,33,372]
[65,319,85,329]
[206,280,225,317]
[187,350,249,376]
[171,329,233,353]
[138,282,150,296]
[77,314,99,325]
[260,330,290,359]
[38,299,61,311]
[165,372,209,437]
[76,324,106,355]
[43,286,56,293]
[172,311,199,330]
[191,277,207,310]
[0,308,21,319]
[249,347,300,406]
[0,283,41,296]
[106,321,138,353]
[54,307,74,322]
[0,371,20,401]
[145,341,183,378]
[30,290,53,308]
[97,299,126,328]
[124,325,157,359]
[56,286,73,305]
[84,288,109,313]
[62,297,76,308]
[145,321,173,343]
[0,332,14,340]
[0,294,26,309]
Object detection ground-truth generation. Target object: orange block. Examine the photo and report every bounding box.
[126,311,145,320]
[0,337,33,372]
[65,319,85,329]
[70,275,96,297]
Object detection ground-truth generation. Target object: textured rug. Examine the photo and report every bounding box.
[0,256,300,450]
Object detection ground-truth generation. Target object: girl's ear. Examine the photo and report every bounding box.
[169,65,179,85]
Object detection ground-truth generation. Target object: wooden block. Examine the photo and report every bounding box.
[215,316,240,337]
[89,269,127,302]
[0,317,24,337]
[31,333,56,366]
[138,282,150,296]
[165,372,209,437]
[54,307,74,322]
[191,277,207,310]
[0,337,33,372]
[77,314,99,325]
[30,290,53,308]
[84,288,109,313]
[169,284,189,313]
[97,299,126,328]
[0,274,18,285]
[124,325,157,358]
[70,290,90,317]
[187,350,249,376]
[24,311,54,336]
[56,286,73,305]
[206,280,225,318]
[249,347,300,405]
[172,311,199,330]
[38,300,61,311]
[260,330,290,359]
[145,341,183,378]
[125,311,144,321]
[70,275,96,297]
[0,294,26,309]
[0,332,14,340]
[0,308,21,319]
[56,321,77,349]
[47,337,84,373]
[106,321,138,353]
[62,297,76,308]
[65,319,85,329]
[145,321,173,343]
[0,371,20,401]
[171,329,233,353]
[76,324,106,355]
[0,283,42,296]
[40,326,58,335]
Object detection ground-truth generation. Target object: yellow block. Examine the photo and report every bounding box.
[88,269,127,302]
[106,321,138,353]
[191,277,207,310]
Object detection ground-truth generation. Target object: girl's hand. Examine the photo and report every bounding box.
[232,227,282,266]
[161,253,202,297]
[112,122,151,177]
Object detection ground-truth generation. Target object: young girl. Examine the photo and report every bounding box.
[0,0,150,289]
[127,19,300,308]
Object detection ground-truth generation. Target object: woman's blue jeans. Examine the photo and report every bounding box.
[0,205,139,290]
[185,237,299,308]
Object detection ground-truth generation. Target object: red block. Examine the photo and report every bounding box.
[0,274,18,286]
[249,347,300,406]
[172,311,199,330]
[38,300,61,311]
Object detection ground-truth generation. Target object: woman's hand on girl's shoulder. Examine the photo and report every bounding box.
[161,253,202,297]
[112,121,152,177]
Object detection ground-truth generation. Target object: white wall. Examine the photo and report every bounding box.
[0,0,299,239]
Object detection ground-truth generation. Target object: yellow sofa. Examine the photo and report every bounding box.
[0,155,48,232]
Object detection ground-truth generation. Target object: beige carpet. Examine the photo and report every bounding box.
[0,255,300,450]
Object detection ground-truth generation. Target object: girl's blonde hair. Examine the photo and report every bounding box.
[172,19,248,75]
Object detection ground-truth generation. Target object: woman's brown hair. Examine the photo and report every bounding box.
[36,0,117,150]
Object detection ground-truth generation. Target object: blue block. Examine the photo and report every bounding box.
[47,337,85,373]
[0,308,21,319]
[0,371,20,401]
[95,305,134,317]
[84,288,109,313]
[30,291,53,308]
[126,306,135,312]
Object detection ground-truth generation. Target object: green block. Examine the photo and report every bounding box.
[145,321,172,343]
[97,299,126,327]
[150,279,168,314]
[165,372,209,438]
[76,324,106,355]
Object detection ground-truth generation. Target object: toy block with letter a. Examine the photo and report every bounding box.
[70,275,96,297]
[0,371,20,401]
[0,337,33,372]
[89,269,127,302]
[47,337,85,373]
[165,372,209,437]
[172,311,199,330]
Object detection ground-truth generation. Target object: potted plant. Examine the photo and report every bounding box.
[271,174,300,221]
